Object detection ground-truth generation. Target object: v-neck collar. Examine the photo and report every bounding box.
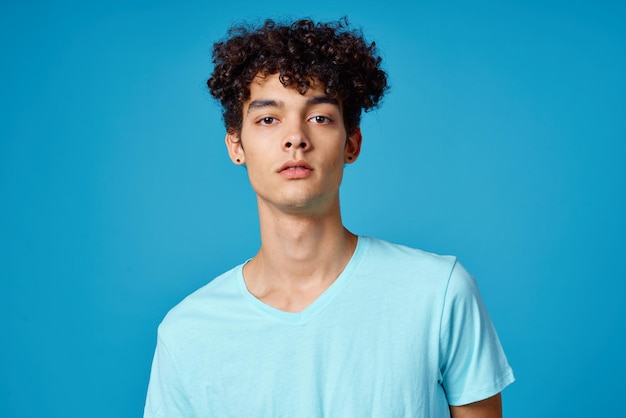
[235,236,367,324]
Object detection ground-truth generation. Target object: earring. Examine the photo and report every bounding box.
[236,158,240,163]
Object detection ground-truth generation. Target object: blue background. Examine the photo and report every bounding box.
[2,0,625,416]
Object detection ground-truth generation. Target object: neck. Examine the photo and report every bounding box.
[243,196,357,311]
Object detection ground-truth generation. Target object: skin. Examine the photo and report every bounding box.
[225,73,361,313]
[225,72,503,416]
[450,394,502,417]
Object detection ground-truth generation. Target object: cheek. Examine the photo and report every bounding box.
[326,152,346,182]
[242,149,274,189]
[244,158,263,184]
[330,144,348,168]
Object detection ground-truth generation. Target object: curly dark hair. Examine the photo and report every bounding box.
[207,17,388,134]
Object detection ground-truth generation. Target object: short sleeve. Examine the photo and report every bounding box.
[144,332,194,418]
[439,260,515,406]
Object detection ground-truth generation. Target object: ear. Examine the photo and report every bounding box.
[225,130,245,165]
[344,127,362,164]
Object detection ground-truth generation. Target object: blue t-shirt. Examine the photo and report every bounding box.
[144,236,514,417]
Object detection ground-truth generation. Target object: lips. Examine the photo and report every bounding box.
[278,160,313,173]
[278,160,313,179]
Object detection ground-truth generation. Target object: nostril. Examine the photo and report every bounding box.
[285,141,292,148]
[299,141,307,148]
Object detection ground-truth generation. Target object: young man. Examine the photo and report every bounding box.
[145,18,514,417]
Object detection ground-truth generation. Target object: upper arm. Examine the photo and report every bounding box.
[449,393,502,418]
[439,261,515,405]
[144,334,193,418]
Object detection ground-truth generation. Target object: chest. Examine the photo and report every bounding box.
[181,301,445,417]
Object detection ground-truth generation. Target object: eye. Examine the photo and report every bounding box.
[310,115,332,124]
[257,117,277,125]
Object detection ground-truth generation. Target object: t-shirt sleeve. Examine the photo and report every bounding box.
[439,260,515,406]
[144,332,195,418]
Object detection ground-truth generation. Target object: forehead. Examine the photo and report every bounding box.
[247,73,329,102]
[242,74,343,121]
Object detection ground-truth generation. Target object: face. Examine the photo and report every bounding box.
[225,73,362,217]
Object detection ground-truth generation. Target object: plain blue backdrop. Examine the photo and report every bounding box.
[2,0,625,416]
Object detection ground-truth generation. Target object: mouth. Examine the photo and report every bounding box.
[278,160,313,179]
[278,160,313,173]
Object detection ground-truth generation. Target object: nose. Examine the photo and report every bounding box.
[282,122,311,152]
[283,139,309,150]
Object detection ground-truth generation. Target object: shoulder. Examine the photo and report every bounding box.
[350,236,474,307]
[359,236,459,282]
[157,264,243,341]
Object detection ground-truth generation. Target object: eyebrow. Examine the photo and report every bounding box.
[246,95,340,114]
[308,96,339,107]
